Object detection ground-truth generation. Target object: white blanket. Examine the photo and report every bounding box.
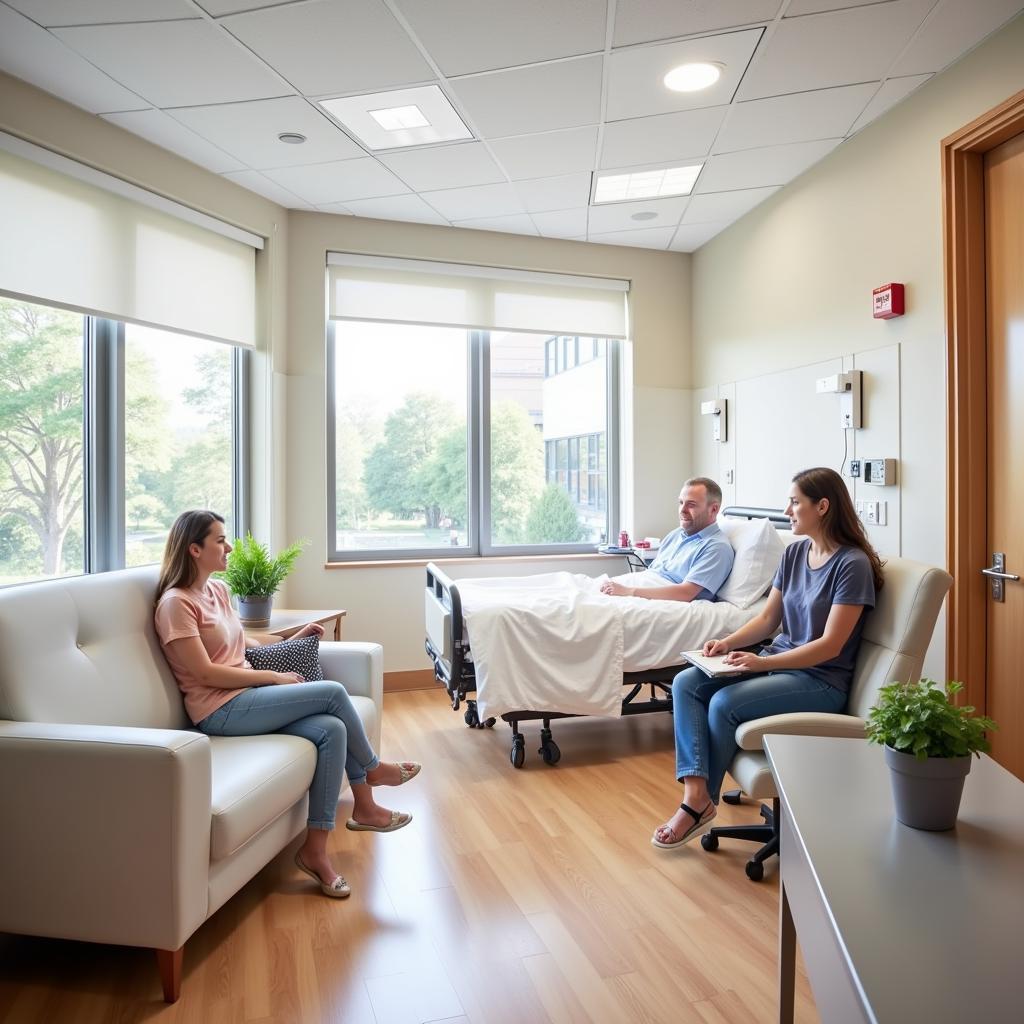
[459,570,763,721]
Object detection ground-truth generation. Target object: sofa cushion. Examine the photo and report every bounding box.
[245,636,323,681]
[209,735,315,861]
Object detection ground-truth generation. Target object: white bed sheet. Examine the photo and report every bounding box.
[458,570,764,722]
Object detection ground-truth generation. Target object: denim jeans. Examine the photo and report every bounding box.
[671,666,848,804]
[198,680,379,830]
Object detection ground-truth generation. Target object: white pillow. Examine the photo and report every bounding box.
[716,517,787,609]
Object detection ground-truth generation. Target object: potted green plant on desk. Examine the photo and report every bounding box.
[219,533,307,628]
[867,680,997,831]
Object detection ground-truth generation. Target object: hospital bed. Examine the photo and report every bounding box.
[424,507,792,767]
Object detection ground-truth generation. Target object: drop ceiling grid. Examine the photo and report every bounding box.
[0,0,1021,251]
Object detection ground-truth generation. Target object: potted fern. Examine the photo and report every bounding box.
[866,680,997,831]
[219,534,307,628]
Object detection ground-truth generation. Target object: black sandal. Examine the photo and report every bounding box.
[651,801,716,849]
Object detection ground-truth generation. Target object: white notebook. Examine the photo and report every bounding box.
[679,650,746,677]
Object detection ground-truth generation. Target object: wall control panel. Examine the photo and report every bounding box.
[863,458,897,486]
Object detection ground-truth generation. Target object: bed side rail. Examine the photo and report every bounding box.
[424,561,474,706]
[721,506,792,530]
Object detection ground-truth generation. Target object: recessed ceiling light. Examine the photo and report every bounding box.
[631,211,658,221]
[663,62,722,93]
[593,164,703,204]
[320,85,472,151]
[369,104,430,132]
[277,132,307,145]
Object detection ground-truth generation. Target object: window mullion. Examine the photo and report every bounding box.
[471,330,487,557]
[232,346,250,540]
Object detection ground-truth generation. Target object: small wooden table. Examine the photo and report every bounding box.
[245,608,346,643]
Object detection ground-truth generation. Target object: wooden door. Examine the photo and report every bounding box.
[984,130,1024,779]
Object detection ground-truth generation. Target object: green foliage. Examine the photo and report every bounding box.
[524,484,586,544]
[866,680,997,760]
[219,533,308,598]
[489,402,544,543]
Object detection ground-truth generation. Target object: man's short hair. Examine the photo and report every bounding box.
[683,477,723,507]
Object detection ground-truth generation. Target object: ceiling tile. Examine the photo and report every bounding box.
[531,208,589,238]
[393,0,606,76]
[612,0,782,47]
[340,194,449,224]
[600,106,727,169]
[261,157,409,204]
[669,220,730,251]
[222,0,434,98]
[221,169,315,209]
[848,74,931,133]
[696,138,841,191]
[4,0,195,24]
[587,225,675,249]
[168,96,364,169]
[587,195,688,233]
[195,0,294,13]
[452,213,539,235]
[785,0,884,13]
[420,182,525,219]
[0,5,147,114]
[515,172,591,213]
[449,56,603,138]
[379,142,505,191]
[715,83,876,153]
[606,29,763,121]
[101,108,246,173]
[736,0,935,99]
[487,126,598,180]
[890,0,1024,77]
[681,184,779,223]
[52,19,289,107]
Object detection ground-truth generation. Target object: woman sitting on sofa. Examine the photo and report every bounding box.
[154,509,420,899]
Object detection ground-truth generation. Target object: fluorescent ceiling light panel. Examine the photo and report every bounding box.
[664,62,722,92]
[593,163,703,204]
[320,85,472,150]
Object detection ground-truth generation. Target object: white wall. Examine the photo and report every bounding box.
[689,13,1024,679]
[284,213,690,671]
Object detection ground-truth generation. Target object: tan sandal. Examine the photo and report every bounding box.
[294,852,351,898]
[368,761,421,787]
[345,810,413,833]
[651,801,716,850]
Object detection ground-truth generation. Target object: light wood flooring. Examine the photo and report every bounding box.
[0,688,819,1023]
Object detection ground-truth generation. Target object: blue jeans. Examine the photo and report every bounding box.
[671,666,848,804]
[198,681,379,831]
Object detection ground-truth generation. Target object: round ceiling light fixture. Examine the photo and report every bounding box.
[631,211,658,221]
[663,62,722,93]
[277,132,307,144]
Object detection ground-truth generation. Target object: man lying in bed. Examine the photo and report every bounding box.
[599,477,734,603]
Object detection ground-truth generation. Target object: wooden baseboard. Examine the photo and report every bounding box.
[384,669,436,692]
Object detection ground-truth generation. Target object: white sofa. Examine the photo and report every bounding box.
[0,566,383,1002]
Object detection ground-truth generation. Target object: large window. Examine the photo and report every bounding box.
[330,323,618,559]
[0,296,245,585]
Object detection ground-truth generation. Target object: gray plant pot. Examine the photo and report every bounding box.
[237,595,273,629]
[884,745,972,831]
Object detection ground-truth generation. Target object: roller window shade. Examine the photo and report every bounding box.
[0,146,257,347]
[328,252,629,339]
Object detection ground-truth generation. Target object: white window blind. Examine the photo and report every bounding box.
[328,252,629,339]
[0,141,258,347]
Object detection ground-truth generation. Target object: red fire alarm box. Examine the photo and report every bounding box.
[872,282,905,319]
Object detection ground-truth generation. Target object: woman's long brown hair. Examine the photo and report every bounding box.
[155,510,225,602]
[792,467,885,591]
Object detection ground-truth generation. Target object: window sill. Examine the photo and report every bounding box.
[323,552,623,570]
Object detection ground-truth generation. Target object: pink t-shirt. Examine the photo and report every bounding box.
[155,579,252,725]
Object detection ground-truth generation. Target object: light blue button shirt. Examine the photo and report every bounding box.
[648,521,735,601]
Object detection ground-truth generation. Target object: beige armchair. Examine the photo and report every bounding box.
[700,555,953,880]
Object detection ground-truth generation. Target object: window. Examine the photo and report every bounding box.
[0,296,246,585]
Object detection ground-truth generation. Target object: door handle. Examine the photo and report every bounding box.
[981,553,1018,602]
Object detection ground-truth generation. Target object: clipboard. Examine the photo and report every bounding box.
[679,650,747,677]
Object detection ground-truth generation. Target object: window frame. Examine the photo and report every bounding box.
[327,321,621,561]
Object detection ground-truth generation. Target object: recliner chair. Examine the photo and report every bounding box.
[700,555,953,880]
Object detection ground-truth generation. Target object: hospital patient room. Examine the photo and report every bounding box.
[1,2,1021,1021]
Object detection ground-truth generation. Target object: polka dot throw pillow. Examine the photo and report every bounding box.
[244,635,323,681]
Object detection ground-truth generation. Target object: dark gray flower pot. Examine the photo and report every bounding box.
[884,745,972,831]
[237,595,273,629]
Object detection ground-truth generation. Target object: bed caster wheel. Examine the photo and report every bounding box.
[722,790,743,806]
[745,859,765,882]
[700,833,719,852]
[484,718,496,728]
[510,737,526,769]
[464,702,480,728]
[539,740,560,765]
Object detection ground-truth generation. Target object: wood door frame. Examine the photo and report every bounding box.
[944,88,1024,711]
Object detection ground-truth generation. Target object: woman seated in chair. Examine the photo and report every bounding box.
[653,467,884,849]
[154,510,421,897]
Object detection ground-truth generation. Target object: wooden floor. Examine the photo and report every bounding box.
[0,689,819,1023]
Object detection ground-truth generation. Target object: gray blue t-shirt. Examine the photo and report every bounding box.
[761,539,876,692]
[648,522,735,601]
